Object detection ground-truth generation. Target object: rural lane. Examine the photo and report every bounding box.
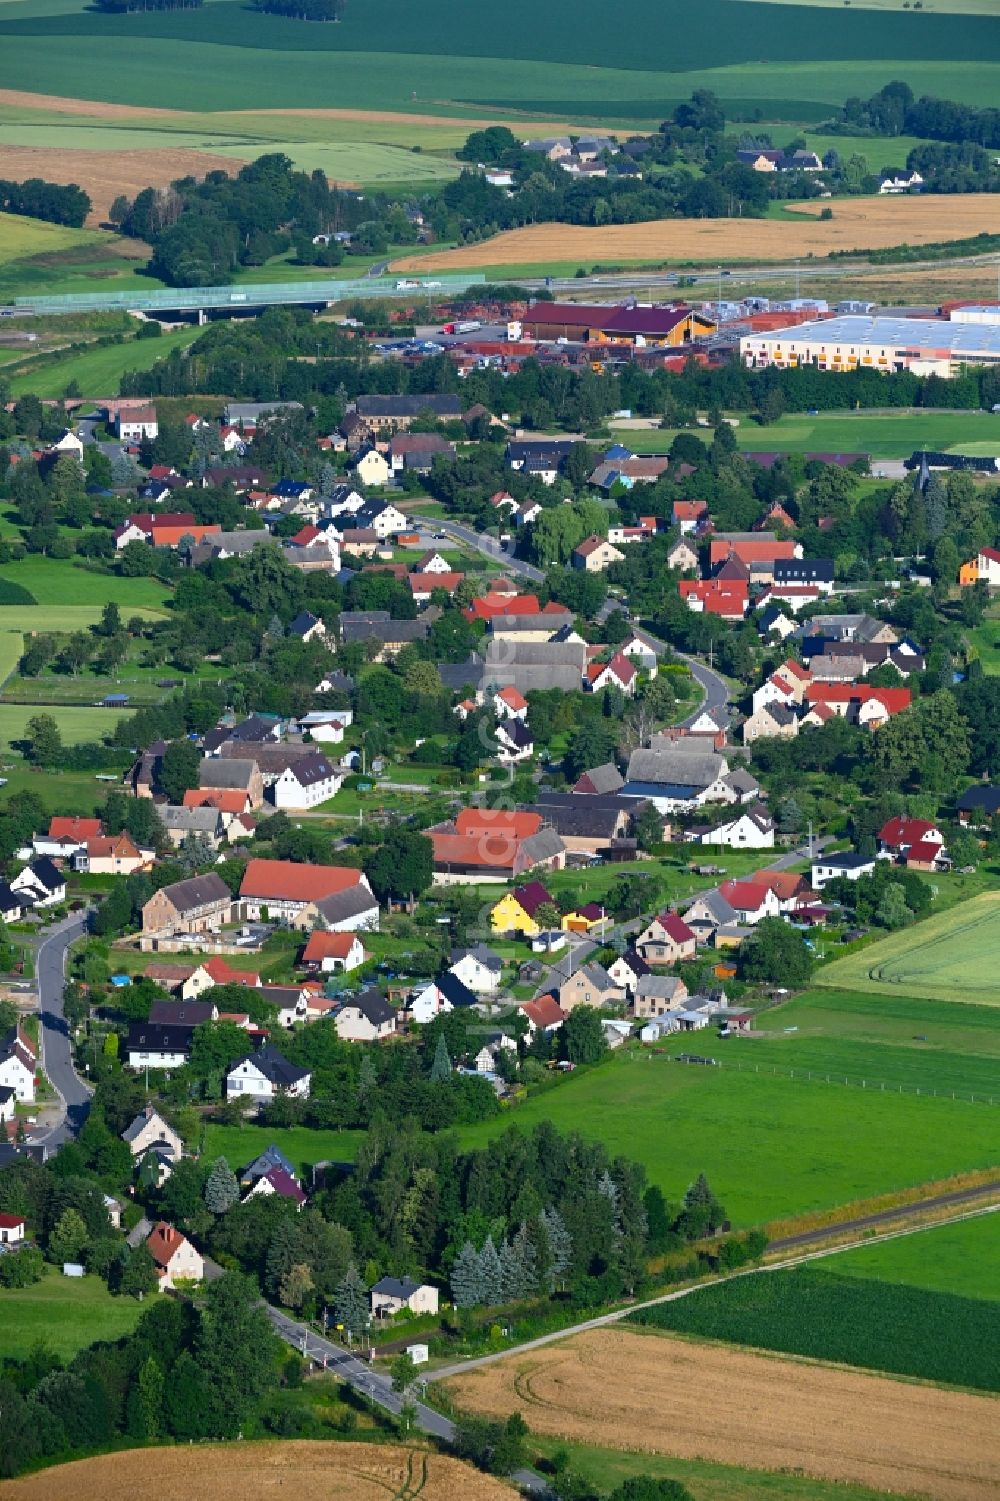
[33,912,92,1148]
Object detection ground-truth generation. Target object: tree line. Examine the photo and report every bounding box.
[0,176,90,228]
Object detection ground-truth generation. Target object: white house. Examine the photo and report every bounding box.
[333,989,397,1042]
[125,1023,192,1072]
[121,1105,184,1160]
[49,429,85,460]
[370,1276,439,1317]
[0,1026,36,1103]
[226,1045,311,1101]
[353,449,391,487]
[11,858,65,908]
[115,406,158,443]
[272,753,342,811]
[449,944,503,993]
[811,851,877,889]
[699,809,774,850]
[978,547,1000,590]
[301,930,367,973]
[0,1212,26,1244]
[146,1222,203,1289]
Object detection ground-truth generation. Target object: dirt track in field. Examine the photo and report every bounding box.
[392,195,1000,270]
[0,1441,515,1501]
[0,147,246,224]
[442,1327,1000,1501]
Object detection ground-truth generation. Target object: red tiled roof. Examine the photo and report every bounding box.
[201,956,260,986]
[496,686,528,710]
[0,1212,24,1229]
[183,788,249,814]
[655,910,696,944]
[150,522,221,547]
[806,685,911,714]
[673,500,708,520]
[86,833,141,859]
[146,1222,186,1268]
[455,808,541,840]
[408,571,464,594]
[709,539,797,565]
[519,995,566,1029]
[302,931,363,963]
[719,879,771,912]
[48,816,102,840]
[239,858,365,903]
[878,816,941,847]
[907,839,943,863]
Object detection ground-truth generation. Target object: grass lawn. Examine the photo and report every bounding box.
[830,1211,1000,1302]
[0,1267,146,1361]
[0,628,22,688]
[649,987,1000,1098]
[543,848,779,906]
[0,561,171,609]
[0,762,110,813]
[532,1440,914,1501]
[201,1123,366,1179]
[818,891,1000,1006]
[8,325,201,398]
[615,410,1000,460]
[0,701,127,749]
[0,210,109,266]
[456,1049,1000,1227]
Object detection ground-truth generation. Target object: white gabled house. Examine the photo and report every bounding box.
[226,1045,311,1101]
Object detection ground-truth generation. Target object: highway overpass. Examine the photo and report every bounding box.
[7,273,487,319]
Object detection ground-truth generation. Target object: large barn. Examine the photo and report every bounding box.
[521,301,717,346]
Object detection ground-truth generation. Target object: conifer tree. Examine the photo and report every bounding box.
[334,1262,370,1339]
[429,1033,452,1083]
[478,1235,503,1306]
[204,1156,240,1214]
[450,1240,484,1308]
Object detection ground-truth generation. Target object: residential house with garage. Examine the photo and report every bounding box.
[370,1276,440,1318]
[490,880,556,937]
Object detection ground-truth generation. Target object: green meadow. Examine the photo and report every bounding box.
[7,325,202,398]
[621,410,1000,460]
[830,1210,1000,1301]
[0,0,996,120]
[201,1123,366,1179]
[457,1048,1000,1227]
[0,702,128,748]
[0,562,171,609]
[818,892,1000,1005]
[0,1268,146,1361]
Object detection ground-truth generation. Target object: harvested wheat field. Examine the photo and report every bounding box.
[393,195,1000,271]
[0,1441,516,1501]
[0,147,245,225]
[441,1328,1000,1501]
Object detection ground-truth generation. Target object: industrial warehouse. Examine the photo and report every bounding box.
[520,301,717,345]
[740,313,1000,378]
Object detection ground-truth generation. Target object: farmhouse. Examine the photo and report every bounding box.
[428,809,565,885]
[141,873,233,940]
[238,859,375,925]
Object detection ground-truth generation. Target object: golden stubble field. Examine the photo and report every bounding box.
[0,1441,516,1501]
[442,1328,1000,1501]
[393,195,1000,270]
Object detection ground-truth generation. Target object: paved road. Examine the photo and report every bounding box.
[263,1305,547,1491]
[34,913,92,1147]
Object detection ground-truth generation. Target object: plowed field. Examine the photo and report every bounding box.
[392,195,1000,270]
[441,1327,1000,1500]
[0,1442,515,1501]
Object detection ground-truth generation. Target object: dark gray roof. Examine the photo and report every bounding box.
[438,653,485,693]
[233,1045,309,1087]
[315,885,380,927]
[158,872,231,914]
[958,784,1000,814]
[350,988,395,1026]
[520,828,566,864]
[148,999,216,1027]
[200,758,258,790]
[451,942,503,973]
[282,752,338,787]
[527,801,621,839]
[355,394,462,418]
[576,762,624,793]
[340,615,429,646]
[372,1275,423,1297]
[434,971,479,1010]
[230,713,280,742]
[626,748,724,790]
[289,610,322,637]
[162,805,225,835]
[126,1022,194,1054]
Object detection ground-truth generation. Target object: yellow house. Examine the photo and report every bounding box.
[490,881,553,937]
[561,903,606,934]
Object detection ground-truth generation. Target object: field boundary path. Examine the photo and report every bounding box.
[265,1191,1000,1488]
